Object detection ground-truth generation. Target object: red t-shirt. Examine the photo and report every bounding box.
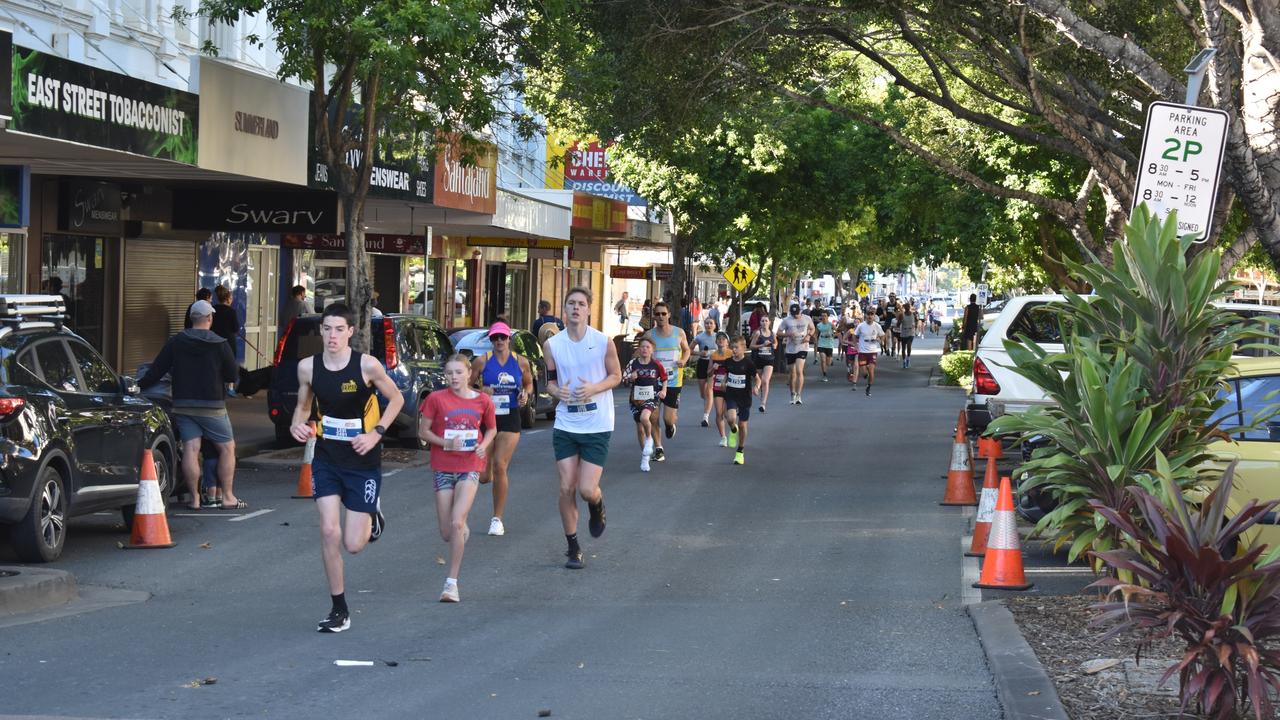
[419,389,496,473]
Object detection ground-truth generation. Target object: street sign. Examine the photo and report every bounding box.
[1132,101,1229,242]
[723,258,757,293]
[855,281,870,298]
[977,283,989,306]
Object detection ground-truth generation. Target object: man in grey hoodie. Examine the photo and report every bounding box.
[139,300,242,510]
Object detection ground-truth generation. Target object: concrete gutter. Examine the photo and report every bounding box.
[968,600,1070,720]
[0,567,77,616]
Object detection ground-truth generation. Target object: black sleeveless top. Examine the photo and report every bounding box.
[313,352,381,470]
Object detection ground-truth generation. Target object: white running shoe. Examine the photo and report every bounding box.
[789,394,797,405]
[796,395,804,405]
[487,516,505,536]
[440,580,460,603]
[643,437,654,456]
[640,455,651,472]
[718,436,729,447]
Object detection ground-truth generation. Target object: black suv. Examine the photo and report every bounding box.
[268,314,452,446]
[0,296,177,562]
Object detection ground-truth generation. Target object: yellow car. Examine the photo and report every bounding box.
[1207,357,1280,549]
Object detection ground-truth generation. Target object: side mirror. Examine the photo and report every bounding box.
[121,375,141,395]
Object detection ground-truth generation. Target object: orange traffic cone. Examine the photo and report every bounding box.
[976,435,1003,460]
[125,448,175,549]
[293,424,316,499]
[940,413,977,506]
[972,475,1033,591]
[965,461,1002,557]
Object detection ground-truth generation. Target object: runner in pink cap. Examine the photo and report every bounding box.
[469,320,534,537]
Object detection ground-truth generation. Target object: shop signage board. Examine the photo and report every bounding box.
[193,58,310,186]
[1132,101,1229,242]
[11,45,199,164]
[434,133,498,214]
[467,236,570,250]
[571,193,627,234]
[60,179,121,234]
[723,258,757,293]
[307,95,433,202]
[551,138,647,206]
[173,189,336,233]
[283,232,427,255]
[610,265,648,280]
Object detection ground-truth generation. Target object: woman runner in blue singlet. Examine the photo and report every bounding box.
[469,321,534,537]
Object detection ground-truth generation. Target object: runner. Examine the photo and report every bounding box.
[720,337,759,465]
[708,332,733,446]
[692,317,719,427]
[469,321,534,537]
[778,303,816,405]
[853,311,886,396]
[815,310,837,382]
[645,301,690,463]
[899,303,917,369]
[419,354,497,602]
[542,287,622,570]
[623,336,667,472]
[749,316,777,412]
[290,304,404,633]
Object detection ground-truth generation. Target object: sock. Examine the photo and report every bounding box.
[566,533,580,553]
[737,446,744,453]
[331,592,348,614]
[445,577,457,586]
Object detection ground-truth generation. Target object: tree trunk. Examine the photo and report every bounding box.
[669,231,690,304]
[342,193,374,352]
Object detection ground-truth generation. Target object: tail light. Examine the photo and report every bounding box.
[274,318,295,366]
[973,356,1001,396]
[384,321,398,370]
[0,397,25,419]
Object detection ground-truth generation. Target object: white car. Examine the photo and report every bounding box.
[966,296,1280,433]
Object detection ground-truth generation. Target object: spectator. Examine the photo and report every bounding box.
[679,297,694,337]
[211,285,239,345]
[532,299,564,338]
[707,298,721,329]
[748,303,767,334]
[281,285,310,323]
[614,291,630,329]
[184,288,213,330]
[961,293,982,350]
[139,300,243,511]
[638,299,654,332]
[689,296,702,324]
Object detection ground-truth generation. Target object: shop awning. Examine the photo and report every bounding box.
[366,187,572,241]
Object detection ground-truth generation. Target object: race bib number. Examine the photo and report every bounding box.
[727,373,747,389]
[566,402,598,414]
[444,427,479,451]
[713,373,726,391]
[756,344,773,357]
[321,416,362,442]
[634,384,655,401]
[493,394,511,416]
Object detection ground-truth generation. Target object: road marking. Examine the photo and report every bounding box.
[526,429,547,435]
[172,512,238,517]
[1022,566,1094,575]
[960,537,983,605]
[383,469,402,478]
[229,508,275,522]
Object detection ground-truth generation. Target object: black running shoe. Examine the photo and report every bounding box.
[700,418,709,427]
[865,384,872,397]
[665,423,675,439]
[317,609,350,633]
[564,549,585,569]
[588,498,606,538]
[653,447,666,462]
[369,500,385,543]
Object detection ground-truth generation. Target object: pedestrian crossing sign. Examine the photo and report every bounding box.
[723,258,757,292]
[855,281,870,297]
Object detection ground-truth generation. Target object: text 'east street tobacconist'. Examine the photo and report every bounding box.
[26,74,187,135]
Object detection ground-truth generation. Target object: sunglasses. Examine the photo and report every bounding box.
[654,312,669,317]
[490,335,510,341]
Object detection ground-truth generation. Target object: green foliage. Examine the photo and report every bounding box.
[1090,467,1280,720]
[989,210,1265,565]
[938,350,973,387]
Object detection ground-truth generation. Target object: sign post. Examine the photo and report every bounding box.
[1131,101,1228,242]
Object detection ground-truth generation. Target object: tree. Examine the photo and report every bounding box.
[181,1,564,349]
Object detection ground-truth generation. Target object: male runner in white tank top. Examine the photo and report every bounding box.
[543,287,622,570]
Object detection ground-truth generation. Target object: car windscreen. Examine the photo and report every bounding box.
[1006,303,1073,344]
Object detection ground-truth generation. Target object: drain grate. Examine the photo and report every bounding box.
[0,570,18,578]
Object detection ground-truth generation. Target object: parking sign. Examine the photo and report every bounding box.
[1132,101,1229,242]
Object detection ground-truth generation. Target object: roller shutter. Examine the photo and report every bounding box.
[122,239,197,376]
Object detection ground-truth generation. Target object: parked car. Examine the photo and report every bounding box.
[0,295,177,562]
[268,314,452,446]
[448,327,556,428]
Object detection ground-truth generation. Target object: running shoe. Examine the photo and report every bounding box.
[440,581,460,603]
[866,384,872,397]
[701,415,709,427]
[905,358,910,368]
[653,447,666,462]
[718,436,729,447]
[789,394,797,405]
[369,499,385,543]
[665,423,676,439]
[565,549,585,569]
[822,375,829,383]
[796,396,804,405]
[734,451,745,465]
[488,516,505,536]
[643,437,654,457]
[588,498,606,538]
[727,426,738,448]
[758,405,766,413]
[640,455,651,472]
[317,609,350,633]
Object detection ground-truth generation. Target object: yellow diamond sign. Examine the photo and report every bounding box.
[723,258,757,293]
[855,282,870,297]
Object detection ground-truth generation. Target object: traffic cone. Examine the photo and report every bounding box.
[940,413,977,506]
[972,475,1033,591]
[293,423,316,499]
[125,448,176,549]
[976,435,1003,460]
[965,460,1002,557]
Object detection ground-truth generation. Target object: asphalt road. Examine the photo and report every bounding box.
[0,330,1000,719]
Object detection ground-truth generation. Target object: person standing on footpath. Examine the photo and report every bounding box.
[139,300,243,511]
[961,293,982,350]
[469,322,533,537]
[282,285,311,322]
[614,291,630,334]
[184,288,212,330]
[289,304,403,633]
[542,287,621,570]
[420,354,497,603]
[644,301,691,462]
[531,299,564,338]
[211,285,239,345]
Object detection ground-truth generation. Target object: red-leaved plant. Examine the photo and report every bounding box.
[1089,464,1280,720]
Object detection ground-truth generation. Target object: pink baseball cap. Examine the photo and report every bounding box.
[487,321,513,337]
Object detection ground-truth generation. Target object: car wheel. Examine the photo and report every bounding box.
[10,464,68,563]
[124,439,174,527]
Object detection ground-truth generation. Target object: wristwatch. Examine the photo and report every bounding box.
[373,425,386,436]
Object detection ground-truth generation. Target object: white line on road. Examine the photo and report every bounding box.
[172,513,237,517]
[383,469,402,477]
[229,509,275,522]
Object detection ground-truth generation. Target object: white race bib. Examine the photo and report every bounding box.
[321,416,362,442]
[727,373,747,389]
[444,427,479,451]
[634,384,655,401]
[493,394,511,416]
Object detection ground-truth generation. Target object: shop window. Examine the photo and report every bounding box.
[43,235,106,352]
[0,233,25,293]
